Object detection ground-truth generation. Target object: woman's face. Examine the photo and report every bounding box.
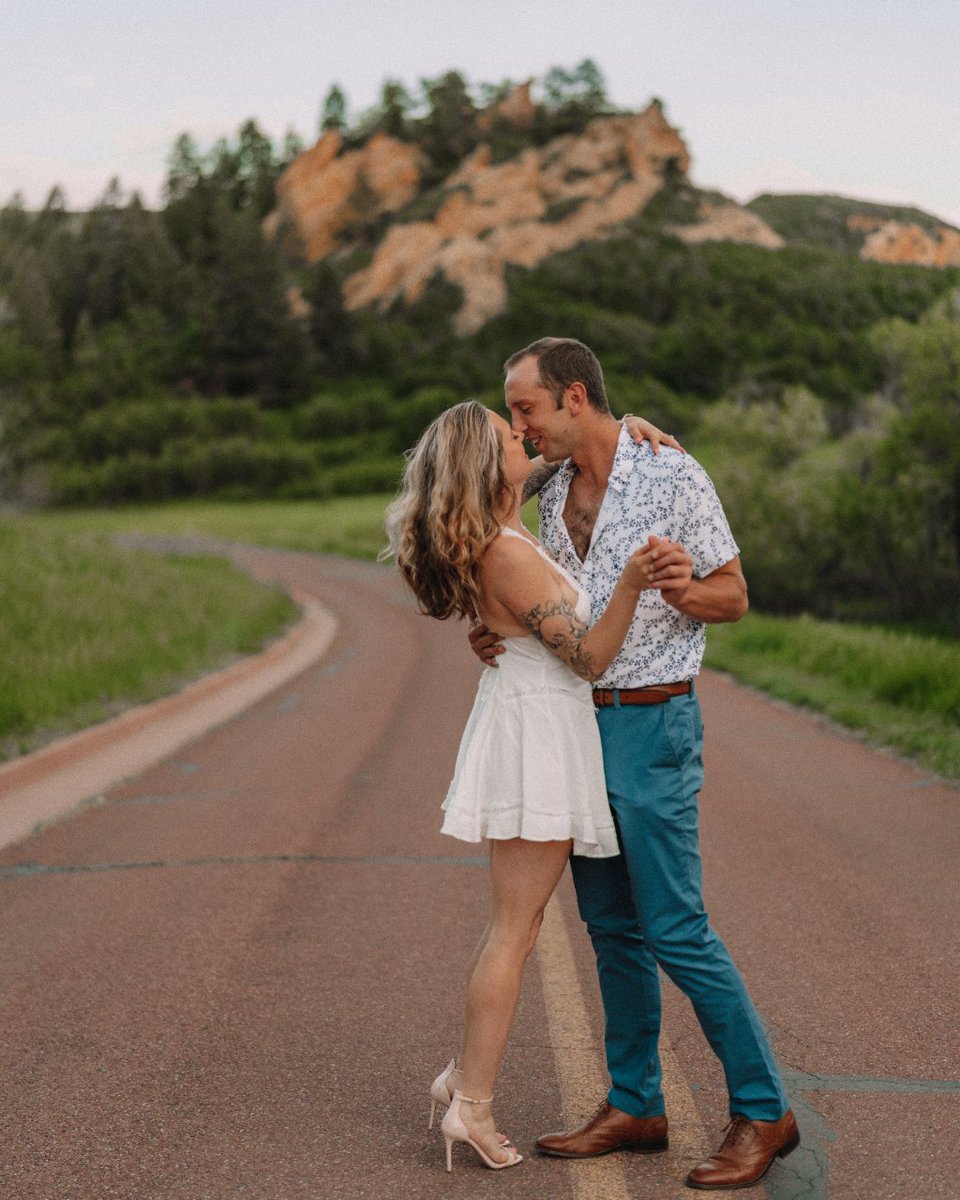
[487,409,533,489]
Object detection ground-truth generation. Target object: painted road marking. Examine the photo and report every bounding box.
[538,895,717,1198]
[0,852,490,880]
[538,895,632,1200]
[657,1022,710,1179]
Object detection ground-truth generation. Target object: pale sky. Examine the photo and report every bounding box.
[3,0,959,226]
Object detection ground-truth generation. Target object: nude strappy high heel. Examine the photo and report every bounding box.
[441,1090,522,1172]
[428,1058,457,1130]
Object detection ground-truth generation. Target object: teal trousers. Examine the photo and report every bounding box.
[569,689,789,1121]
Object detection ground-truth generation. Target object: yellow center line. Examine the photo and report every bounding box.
[538,895,632,1200]
[658,1025,710,1179]
[538,893,710,1198]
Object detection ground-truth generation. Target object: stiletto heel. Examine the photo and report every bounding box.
[428,1058,457,1130]
[440,1090,522,1172]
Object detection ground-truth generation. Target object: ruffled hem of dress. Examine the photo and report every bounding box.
[439,811,619,859]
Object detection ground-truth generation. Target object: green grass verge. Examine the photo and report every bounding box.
[0,513,297,760]
[31,495,393,560]
[705,613,960,780]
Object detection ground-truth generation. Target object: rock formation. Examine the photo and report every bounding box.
[265,130,425,260]
[343,105,705,333]
[670,201,785,249]
[269,89,958,335]
[851,216,960,268]
[267,94,786,334]
[476,79,536,132]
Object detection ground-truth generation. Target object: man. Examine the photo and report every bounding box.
[470,338,798,1191]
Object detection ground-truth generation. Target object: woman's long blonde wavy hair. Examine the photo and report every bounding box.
[383,400,509,621]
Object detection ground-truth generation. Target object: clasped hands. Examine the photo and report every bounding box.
[625,534,694,601]
[469,536,694,667]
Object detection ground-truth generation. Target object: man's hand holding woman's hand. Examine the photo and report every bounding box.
[644,536,694,606]
[619,537,691,602]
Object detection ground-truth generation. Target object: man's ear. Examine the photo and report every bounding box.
[565,381,590,415]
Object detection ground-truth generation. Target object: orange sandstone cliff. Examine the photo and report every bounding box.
[268,98,784,334]
[850,216,960,268]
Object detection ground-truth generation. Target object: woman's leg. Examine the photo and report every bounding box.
[455,837,572,1160]
[455,922,491,1071]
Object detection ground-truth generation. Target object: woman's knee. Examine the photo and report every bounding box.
[488,907,545,959]
[525,908,545,955]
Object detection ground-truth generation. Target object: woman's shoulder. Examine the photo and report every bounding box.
[482,529,537,566]
[480,530,553,586]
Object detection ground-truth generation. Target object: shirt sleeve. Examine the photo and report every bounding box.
[672,456,740,577]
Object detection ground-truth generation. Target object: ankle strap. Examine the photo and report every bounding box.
[453,1089,493,1104]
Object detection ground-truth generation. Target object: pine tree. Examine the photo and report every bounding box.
[320,84,348,135]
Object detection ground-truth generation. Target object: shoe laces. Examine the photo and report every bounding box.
[721,1116,756,1149]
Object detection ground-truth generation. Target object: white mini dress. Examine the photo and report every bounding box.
[441,528,618,859]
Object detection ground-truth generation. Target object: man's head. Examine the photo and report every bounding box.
[503,337,610,461]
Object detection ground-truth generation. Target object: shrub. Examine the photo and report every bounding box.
[69,396,266,462]
[293,383,392,438]
[327,457,402,495]
[386,385,460,452]
[48,437,324,504]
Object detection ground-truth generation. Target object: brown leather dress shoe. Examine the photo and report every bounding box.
[686,1110,799,1190]
[535,1100,669,1158]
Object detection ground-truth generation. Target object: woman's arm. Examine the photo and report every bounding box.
[521,458,562,504]
[622,414,684,454]
[481,538,654,681]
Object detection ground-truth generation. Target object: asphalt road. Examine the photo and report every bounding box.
[1,549,958,1200]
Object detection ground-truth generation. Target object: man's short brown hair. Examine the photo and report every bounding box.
[504,337,610,412]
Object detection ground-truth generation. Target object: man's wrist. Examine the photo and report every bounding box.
[661,584,693,613]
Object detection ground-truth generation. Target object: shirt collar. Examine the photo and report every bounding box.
[607,423,637,494]
[557,423,636,494]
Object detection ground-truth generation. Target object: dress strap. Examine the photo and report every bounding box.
[499,527,582,594]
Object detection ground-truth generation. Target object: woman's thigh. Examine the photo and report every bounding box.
[488,839,572,933]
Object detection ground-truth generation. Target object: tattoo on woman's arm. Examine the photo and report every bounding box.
[521,459,563,504]
[518,597,598,680]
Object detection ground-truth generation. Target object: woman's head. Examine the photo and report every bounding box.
[384,400,529,620]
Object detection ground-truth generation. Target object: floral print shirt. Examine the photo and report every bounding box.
[538,425,740,687]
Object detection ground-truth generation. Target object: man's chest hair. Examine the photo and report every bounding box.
[562,477,606,560]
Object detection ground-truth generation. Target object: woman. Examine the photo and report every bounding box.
[385,401,676,1172]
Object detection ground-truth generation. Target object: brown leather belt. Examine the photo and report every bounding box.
[592,681,692,707]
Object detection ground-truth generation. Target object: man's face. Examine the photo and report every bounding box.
[504,355,575,462]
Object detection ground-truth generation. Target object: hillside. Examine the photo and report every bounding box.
[267,94,785,334]
[747,193,960,266]
[266,85,958,335]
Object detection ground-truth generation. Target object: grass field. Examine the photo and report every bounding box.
[4,497,958,781]
[32,495,392,560]
[705,615,960,780]
[0,512,297,760]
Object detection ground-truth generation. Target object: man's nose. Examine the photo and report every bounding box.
[510,411,526,434]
